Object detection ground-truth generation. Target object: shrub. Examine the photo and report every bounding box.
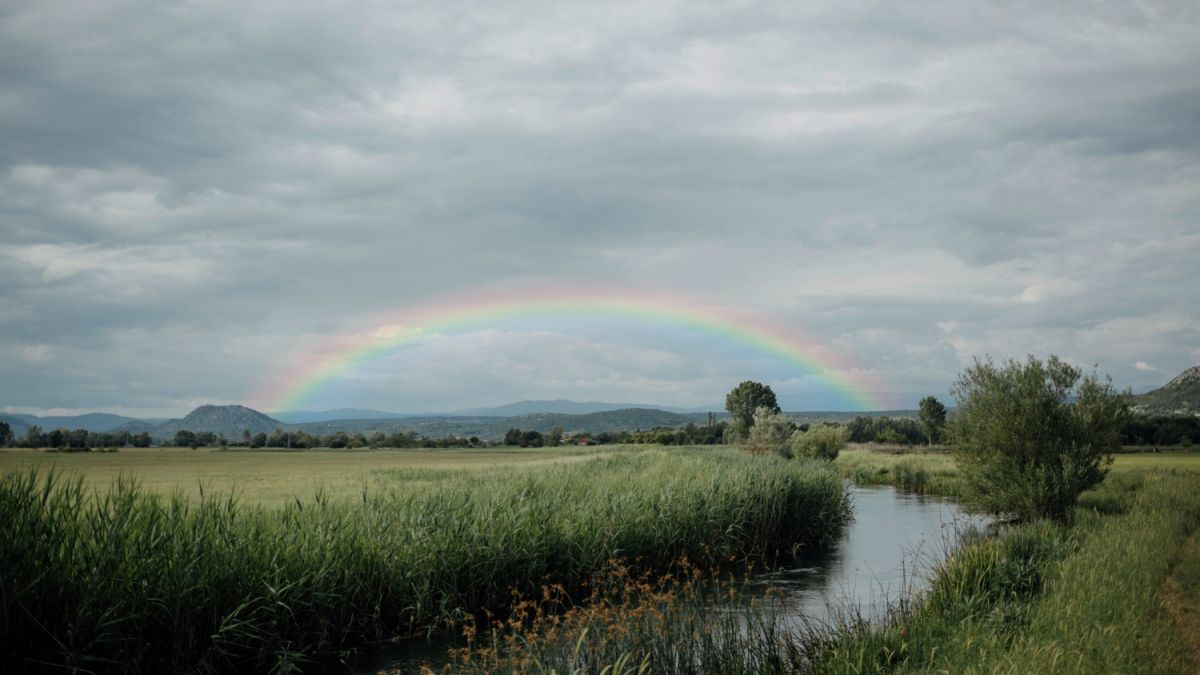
[949,355,1127,522]
[744,407,795,457]
[791,424,848,461]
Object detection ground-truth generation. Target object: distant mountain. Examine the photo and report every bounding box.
[271,408,412,423]
[451,399,703,416]
[0,413,30,434]
[0,411,140,433]
[289,408,710,440]
[1133,365,1200,416]
[110,419,159,435]
[509,408,703,433]
[153,405,287,440]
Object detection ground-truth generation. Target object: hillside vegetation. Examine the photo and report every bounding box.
[1134,365,1200,416]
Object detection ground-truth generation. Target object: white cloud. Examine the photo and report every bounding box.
[1,1,1198,414]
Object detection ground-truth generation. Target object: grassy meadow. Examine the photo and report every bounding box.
[0,445,605,505]
[0,445,851,674]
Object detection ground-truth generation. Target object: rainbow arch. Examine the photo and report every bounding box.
[254,288,889,412]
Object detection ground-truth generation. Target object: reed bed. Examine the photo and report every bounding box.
[835,446,962,496]
[0,447,850,674]
[447,559,810,675]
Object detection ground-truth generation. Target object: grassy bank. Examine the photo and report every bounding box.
[0,447,850,674]
[811,467,1200,673]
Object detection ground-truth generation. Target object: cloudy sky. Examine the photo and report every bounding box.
[2,1,1198,417]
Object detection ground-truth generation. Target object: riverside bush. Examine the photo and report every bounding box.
[791,424,848,461]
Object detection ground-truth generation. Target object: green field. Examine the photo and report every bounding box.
[0,445,604,504]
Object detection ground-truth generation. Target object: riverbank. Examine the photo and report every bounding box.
[811,462,1200,673]
[447,448,1200,674]
[0,447,850,674]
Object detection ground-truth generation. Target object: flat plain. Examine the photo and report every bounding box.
[0,445,607,504]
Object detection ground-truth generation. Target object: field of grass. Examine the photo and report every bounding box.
[0,445,606,504]
[0,446,851,674]
[834,443,1200,498]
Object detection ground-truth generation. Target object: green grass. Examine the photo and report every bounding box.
[0,447,851,674]
[808,463,1200,674]
[835,445,962,496]
[0,445,605,505]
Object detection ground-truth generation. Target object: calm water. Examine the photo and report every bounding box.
[316,484,988,673]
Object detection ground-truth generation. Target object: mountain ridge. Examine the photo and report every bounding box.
[1133,365,1200,416]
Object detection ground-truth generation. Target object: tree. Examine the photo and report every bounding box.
[744,406,795,457]
[174,430,197,448]
[791,424,848,460]
[0,421,11,447]
[725,381,780,439]
[949,355,1127,523]
[918,396,948,446]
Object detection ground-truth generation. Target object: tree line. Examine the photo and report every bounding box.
[4,424,153,450]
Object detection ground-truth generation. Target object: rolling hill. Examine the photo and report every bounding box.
[153,405,288,440]
[450,399,700,416]
[1133,365,1200,416]
[0,412,141,434]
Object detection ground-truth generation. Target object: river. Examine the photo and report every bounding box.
[316,484,988,673]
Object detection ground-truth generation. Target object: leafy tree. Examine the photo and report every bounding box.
[0,421,11,447]
[950,355,1127,523]
[744,406,795,457]
[130,432,152,447]
[725,381,780,439]
[174,430,196,448]
[791,424,848,461]
[917,395,948,446]
[24,425,44,448]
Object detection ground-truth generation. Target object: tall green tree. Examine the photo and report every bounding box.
[950,355,1127,523]
[725,381,780,438]
[24,425,44,448]
[917,395,948,446]
[0,421,11,447]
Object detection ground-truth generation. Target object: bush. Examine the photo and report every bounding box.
[790,424,848,460]
[950,355,1127,523]
[744,407,795,457]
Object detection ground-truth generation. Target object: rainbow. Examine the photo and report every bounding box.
[254,288,890,412]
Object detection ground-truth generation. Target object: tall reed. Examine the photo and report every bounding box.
[0,448,850,673]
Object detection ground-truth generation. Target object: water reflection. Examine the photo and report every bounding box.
[744,485,990,629]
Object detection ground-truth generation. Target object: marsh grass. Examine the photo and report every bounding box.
[0,448,850,674]
[836,446,962,496]
[446,558,811,675]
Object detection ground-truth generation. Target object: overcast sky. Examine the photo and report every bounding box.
[2,1,1198,417]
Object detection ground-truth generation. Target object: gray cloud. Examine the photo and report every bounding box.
[2,0,1198,415]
